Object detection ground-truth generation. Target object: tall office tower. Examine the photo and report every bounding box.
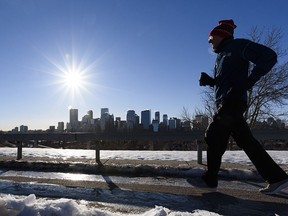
[69,109,78,132]
[101,108,109,117]
[127,110,139,129]
[141,109,151,130]
[70,109,78,124]
[100,108,115,132]
[155,111,160,122]
[100,113,114,132]
[163,114,168,126]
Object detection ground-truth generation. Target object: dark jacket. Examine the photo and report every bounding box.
[213,38,277,106]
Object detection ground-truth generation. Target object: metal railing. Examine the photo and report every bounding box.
[0,129,287,164]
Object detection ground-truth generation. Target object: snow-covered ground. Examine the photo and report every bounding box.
[1,148,287,165]
[0,148,287,216]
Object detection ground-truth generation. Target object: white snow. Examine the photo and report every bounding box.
[0,148,287,216]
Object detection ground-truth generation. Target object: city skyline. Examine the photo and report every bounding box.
[8,105,287,133]
[1,1,288,131]
[11,107,173,132]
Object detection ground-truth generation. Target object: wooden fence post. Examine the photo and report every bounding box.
[197,139,203,164]
[17,142,22,160]
[95,141,101,165]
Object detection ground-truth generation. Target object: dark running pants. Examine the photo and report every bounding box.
[205,101,288,184]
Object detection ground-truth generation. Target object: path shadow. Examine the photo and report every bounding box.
[186,177,288,215]
[199,191,288,215]
[101,175,119,190]
[1,178,287,215]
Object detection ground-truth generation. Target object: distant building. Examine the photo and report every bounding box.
[163,114,168,126]
[126,110,139,130]
[82,110,94,124]
[11,127,19,133]
[69,109,79,132]
[193,115,209,130]
[82,115,90,124]
[168,118,176,130]
[115,117,122,131]
[155,111,160,122]
[182,120,192,131]
[100,108,114,132]
[57,122,65,132]
[152,119,159,132]
[87,110,93,119]
[70,109,78,123]
[49,126,55,132]
[20,125,28,133]
[141,110,151,130]
[101,108,109,116]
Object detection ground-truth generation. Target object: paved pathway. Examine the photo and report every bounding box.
[0,157,287,215]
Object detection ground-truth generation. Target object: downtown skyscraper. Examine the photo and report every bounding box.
[141,110,151,130]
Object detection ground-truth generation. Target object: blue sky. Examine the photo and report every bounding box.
[0,0,288,131]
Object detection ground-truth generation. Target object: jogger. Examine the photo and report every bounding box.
[199,19,288,193]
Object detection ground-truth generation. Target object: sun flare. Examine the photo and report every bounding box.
[62,68,85,90]
[45,46,103,108]
[49,52,95,98]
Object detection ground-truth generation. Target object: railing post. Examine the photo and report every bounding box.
[95,141,101,165]
[17,142,23,160]
[197,139,203,164]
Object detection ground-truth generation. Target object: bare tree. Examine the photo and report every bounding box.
[200,27,288,128]
[180,106,193,123]
[201,87,216,120]
[181,106,209,122]
[180,106,210,130]
[246,27,288,127]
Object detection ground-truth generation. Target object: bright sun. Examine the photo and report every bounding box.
[57,53,93,92]
[48,51,96,103]
[63,69,85,90]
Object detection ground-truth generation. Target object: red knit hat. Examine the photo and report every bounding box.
[209,19,237,38]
